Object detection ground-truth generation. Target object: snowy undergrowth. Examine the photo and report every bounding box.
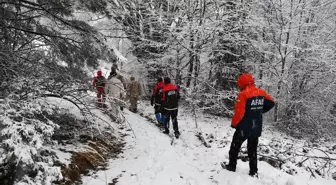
[0,98,63,185]
[0,96,124,185]
[256,136,336,179]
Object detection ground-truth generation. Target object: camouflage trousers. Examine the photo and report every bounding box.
[129,97,138,112]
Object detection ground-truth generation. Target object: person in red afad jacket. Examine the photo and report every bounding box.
[92,70,106,107]
[222,73,274,177]
[161,77,180,138]
[150,77,165,126]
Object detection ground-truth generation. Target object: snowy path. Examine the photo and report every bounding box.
[82,108,335,185]
[82,110,215,185]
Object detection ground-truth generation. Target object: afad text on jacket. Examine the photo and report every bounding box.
[231,73,274,138]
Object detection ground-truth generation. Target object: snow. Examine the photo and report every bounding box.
[1,95,123,185]
[2,96,334,185]
[111,46,128,63]
[53,149,72,166]
[0,99,65,185]
[42,97,84,120]
[82,102,336,185]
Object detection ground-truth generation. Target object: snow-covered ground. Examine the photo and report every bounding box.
[82,102,336,185]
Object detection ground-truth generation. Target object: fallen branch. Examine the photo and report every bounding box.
[307,166,316,178]
[295,154,336,161]
[195,132,211,148]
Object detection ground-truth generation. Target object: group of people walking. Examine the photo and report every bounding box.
[92,65,182,138]
[149,73,274,177]
[92,66,141,119]
[151,77,181,138]
[93,67,275,177]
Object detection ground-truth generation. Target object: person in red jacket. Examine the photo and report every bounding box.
[222,73,274,177]
[151,77,165,126]
[92,70,106,107]
[161,77,180,138]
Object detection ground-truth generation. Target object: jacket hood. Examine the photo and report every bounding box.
[97,70,102,76]
[237,73,254,89]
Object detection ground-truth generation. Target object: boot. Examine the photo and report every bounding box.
[174,131,180,139]
[225,164,236,172]
[220,162,236,172]
[249,170,258,177]
[163,128,169,134]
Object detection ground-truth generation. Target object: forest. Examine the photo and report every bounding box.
[0,0,336,184]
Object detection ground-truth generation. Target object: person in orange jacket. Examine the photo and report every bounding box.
[92,70,106,107]
[222,73,274,177]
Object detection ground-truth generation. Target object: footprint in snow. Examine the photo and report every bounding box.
[185,177,199,185]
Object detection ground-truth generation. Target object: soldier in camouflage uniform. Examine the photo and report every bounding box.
[127,76,141,113]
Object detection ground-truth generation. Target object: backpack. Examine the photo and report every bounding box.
[164,89,179,108]
[155,88,163,102]
[95,76,106,88]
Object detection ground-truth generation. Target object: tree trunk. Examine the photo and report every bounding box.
[274,0,294,122]
[193,55,200,87]
[193,0,206,87]
[186,52,194,88]
[186,4,194,88]
[176,48,182,85]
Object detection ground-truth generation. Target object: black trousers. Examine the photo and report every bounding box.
[163,109,179,133]
[228,130,259,173]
